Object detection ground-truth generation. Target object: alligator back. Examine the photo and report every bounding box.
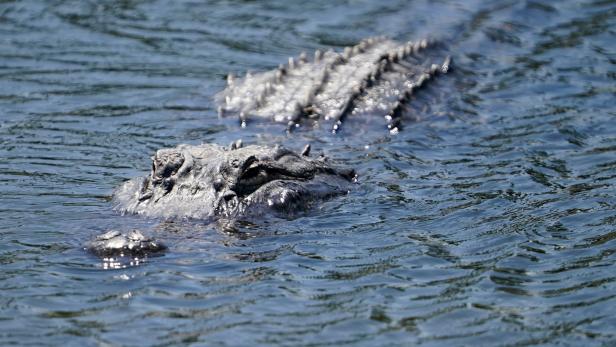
[216,36,450,134]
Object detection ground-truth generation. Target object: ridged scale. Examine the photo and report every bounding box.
[215,36,451,133]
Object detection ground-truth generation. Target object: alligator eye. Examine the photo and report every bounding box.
[239,165,270,188]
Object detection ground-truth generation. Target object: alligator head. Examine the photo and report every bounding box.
[113,142,356,220]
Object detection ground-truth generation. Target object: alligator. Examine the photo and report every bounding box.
[89,142,356,258]
[89,36,450,259]
[216,36,450,134]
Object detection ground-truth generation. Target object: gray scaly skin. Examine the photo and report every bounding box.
[113,142,355,220]
[216,36,450,133]
[90,36,449,258]
[91,143,354,258]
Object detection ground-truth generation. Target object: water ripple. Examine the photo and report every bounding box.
[1,0,616,345]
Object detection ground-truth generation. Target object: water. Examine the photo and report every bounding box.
[1,0,615,345]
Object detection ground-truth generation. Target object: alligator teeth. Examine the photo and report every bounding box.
[299,51,307,63]
[227,73,235,86]
[420,39,428,49]
[288,57,295,69]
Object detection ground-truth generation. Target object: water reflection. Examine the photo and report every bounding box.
[100,256,145,270]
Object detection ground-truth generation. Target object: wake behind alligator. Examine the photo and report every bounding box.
[216,36,450,133]
[91,36,451,259]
